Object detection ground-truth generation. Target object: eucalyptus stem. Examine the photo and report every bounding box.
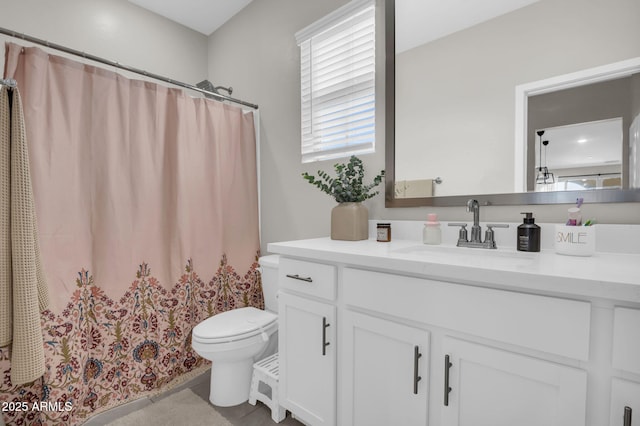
[302,156,385,203]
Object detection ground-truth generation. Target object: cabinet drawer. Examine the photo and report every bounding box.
[279,257,336,301]
[343,268,591,360]
[612,307,640,374]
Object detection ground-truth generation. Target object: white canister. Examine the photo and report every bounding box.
[554,224,596,256]
[423,213,441,245]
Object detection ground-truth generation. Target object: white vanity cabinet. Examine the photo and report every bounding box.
[277,258,337,426]
[442,337,587,426]
[610,379,639,426]
[342,310,430,426]
[612,308,640,376]
[610,307,640,426]
[342,267,590,426]
[268,236,640,426]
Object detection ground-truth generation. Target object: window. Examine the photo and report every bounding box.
[296,0,376,163]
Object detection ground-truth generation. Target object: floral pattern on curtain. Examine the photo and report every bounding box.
[1,41,262,426]
[1,256,263,425]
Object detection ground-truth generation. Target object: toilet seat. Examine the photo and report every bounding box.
[192,307,277,344]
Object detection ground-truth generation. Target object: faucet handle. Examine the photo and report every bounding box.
[487,224,509,228]
[448,222,468,245]
[484,224,509,249]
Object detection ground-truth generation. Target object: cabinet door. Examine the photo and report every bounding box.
[342,310,430,426]
[442,338,587,426]
[610,378,640,426]
[279,292,336,426]
[613,307,640,375]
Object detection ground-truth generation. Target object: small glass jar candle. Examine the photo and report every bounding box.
[377,223,391,242]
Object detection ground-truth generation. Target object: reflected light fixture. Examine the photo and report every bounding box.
[535,130,555,184]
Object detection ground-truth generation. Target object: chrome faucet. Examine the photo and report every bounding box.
[448,199,509,249]
[467,199,482,243]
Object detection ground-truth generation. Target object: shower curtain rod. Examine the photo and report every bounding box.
[0,27,258,109]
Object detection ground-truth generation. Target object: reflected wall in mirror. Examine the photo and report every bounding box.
[386,0,640,207]
[514,59,640,195]
[532,118,623,192]
[526,74,640,191]
[525,74,639,192]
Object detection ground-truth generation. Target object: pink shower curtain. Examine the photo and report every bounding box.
[0,42,263,425]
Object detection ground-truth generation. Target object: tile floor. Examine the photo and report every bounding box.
[83,369,303,426]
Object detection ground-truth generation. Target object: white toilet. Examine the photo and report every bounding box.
[192,255,280,407]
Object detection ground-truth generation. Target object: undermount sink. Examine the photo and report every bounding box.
[392,244,535,261]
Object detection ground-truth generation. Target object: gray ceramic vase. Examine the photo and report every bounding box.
[331,202,368,241]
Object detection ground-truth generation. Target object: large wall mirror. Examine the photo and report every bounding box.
[385,0,640,207]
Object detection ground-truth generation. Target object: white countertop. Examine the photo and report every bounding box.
[267,236,640,304]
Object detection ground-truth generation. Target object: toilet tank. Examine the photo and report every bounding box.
[258,255,279,313]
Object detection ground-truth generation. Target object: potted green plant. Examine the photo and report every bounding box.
[302,156,384,241]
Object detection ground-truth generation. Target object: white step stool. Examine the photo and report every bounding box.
[249,352,287,423]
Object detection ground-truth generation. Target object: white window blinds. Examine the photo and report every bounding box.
[296,0,376,163]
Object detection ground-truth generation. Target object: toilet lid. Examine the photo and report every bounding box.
[192,307,277,343]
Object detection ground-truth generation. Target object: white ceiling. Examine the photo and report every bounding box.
[127,0,254,36]
[129,0,540,48]
[536,118,623,170]
[396,0,540,53]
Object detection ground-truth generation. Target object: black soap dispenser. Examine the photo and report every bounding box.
[518,212,541,252]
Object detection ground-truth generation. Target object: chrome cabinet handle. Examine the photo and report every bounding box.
[413,346,422,394]
[624,406,632,426]
[322,317,330,356]
[285,274,313,283]
[444,354,452,406]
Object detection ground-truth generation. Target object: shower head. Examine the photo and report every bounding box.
[196,79,215,93]
[196,79,233,99]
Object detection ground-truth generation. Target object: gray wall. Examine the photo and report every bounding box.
[0,0,208,85]
[208,0,640,253]
[206,0,357,254]
[633,74,640,120]
[10,0,635,254]
[527,78,632,190]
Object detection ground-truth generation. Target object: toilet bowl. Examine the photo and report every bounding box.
[192,255,280,407]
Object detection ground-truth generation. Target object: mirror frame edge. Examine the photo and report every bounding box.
[384,0,640,208]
